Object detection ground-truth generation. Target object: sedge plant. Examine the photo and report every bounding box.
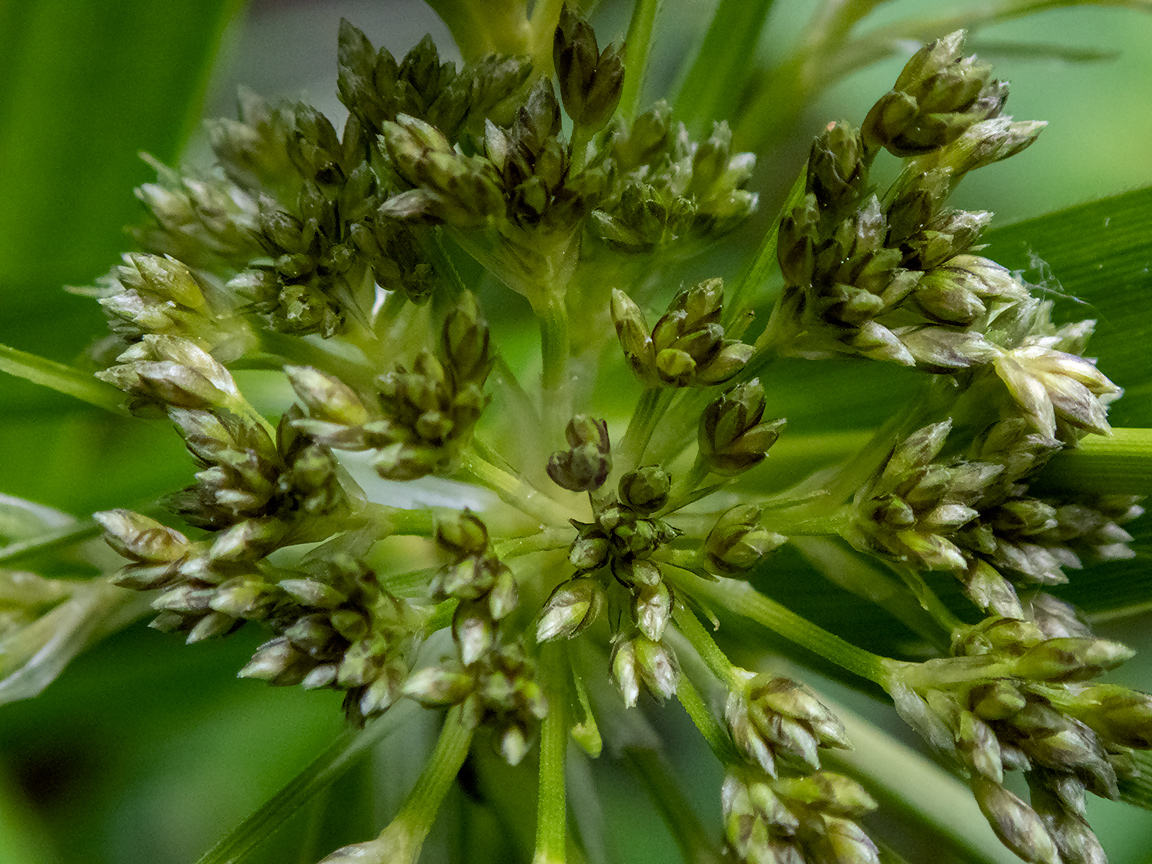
[3,2,1152,863]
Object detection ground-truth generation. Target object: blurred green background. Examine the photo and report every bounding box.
[2,1,1152,862]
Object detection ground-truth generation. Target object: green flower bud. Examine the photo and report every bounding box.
[402,665,473,706]
[278,578,348,609]
[1012,637,1134,683]
[537,577,604,642]
[569,529,610,571]
[453,599,495,666]
[773,772,877,819]
[806,122,867,209]
[611,557,662,589]
[239,636,314,685]
[94,509,190,563]
[436,511,489,559]
[699,379,785,476]
[973,777,1060,864]
[994,344,1120,441]
[210,575,276,620]
[611,289,657,383]
[618,466,671,513]
[969,680,1027,721]
[706,505,785,574]
[632,580,672,642]
[863,31,1002,156]
[610,636,640,708]
[548,415,612,492]
[553,4,625,132]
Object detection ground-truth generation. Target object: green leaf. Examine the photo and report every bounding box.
[194,701,417,864]
[673,0,777,135]
[619,0,663,122]
[0,0,242,358]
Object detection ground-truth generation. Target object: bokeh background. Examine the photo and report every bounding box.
[2,1,1152,862]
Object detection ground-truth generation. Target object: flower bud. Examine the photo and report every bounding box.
[699,380,785,476]
[632,580,672,642]
[971,776,1059,864]
[436,511,489,559]
[94,509,190,563]
[548,416,612,492]
[706,505,785,574]
[553,4,624,132]
[618,466,671,513]
[402,666,473,706]
[537,578,604,642]
[806,122,867,208]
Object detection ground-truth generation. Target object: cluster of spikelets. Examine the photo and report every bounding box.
[64,6,1152,864]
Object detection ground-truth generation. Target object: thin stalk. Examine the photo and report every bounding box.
[724,119,804,323]
[672,602,738,689]
[625,747,725,864]
[890,563,964,634]
[533,642,569,864]
[528,0,566,70]
[675,674,740,765]
[457,449,572,526]
[0,343,127,414]
[257,329,378,393]
[616,387,674,472]
[540,296,572,433]
[618,0,662,122]
[496,529,573,559]
[0,521,102,566]
[377,704,475,863]
[1034,427,1152,495]
[424,226,468,295]
[669,569,890,684]
[194,702,418,864]
[791,537,948,650]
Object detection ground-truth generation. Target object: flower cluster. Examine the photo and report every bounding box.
[3,5,1150,864]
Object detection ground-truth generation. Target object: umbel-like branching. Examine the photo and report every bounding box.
[5,4,1151,864]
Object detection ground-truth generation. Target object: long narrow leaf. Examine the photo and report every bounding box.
[674,0,777,135]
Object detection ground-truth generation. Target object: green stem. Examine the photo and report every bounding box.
[0,521,102,566]
[625,748,725,864]
[890,563,964,634]
[388,705,475,858]
[791,537,948,650]
[193,703,418,864]
[457,449,572,527]
[533,642,569,864]
[257,329,378,393]
[617,387,673,472]
[540,297,571,430]
[675,673,740,765]
[425,226,468,295]
[669,569,890,684]
[1034,428,1152,496]
[619,0,662,122]
[672,602,738,689]
[495,529,573,559]
[0,343,127,414]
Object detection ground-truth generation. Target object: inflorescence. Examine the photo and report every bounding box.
[12,7,1149,864]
